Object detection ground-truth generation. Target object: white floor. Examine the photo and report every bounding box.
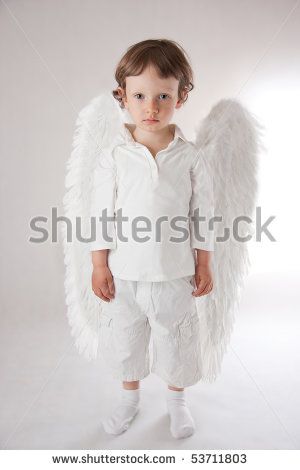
[0,271,299,450]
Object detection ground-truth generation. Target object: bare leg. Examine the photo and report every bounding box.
[168,385,184,391]
[123,380,140,390]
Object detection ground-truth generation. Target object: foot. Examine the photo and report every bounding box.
[166,389,195,439]
[101,388,140,435]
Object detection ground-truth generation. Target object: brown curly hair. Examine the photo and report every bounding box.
[112,39,194,109]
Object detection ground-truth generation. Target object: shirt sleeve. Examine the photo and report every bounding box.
[88,149,117,251]
[189,149,215,251]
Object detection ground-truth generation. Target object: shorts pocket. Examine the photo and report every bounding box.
[177,310,201,366]
[177,310,199,342]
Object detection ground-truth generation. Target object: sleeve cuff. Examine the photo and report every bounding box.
[191,242,214,251]
[88,240,116,251]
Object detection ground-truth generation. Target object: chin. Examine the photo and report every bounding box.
[142,120,162,127]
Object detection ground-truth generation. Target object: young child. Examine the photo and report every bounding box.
[89,39,214,439]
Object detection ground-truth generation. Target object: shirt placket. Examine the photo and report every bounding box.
[142,147,159,183]
[138,140,177,184]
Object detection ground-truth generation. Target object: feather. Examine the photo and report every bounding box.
[193,99,265,381]
[62,91,125,360]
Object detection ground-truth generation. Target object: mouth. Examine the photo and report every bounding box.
[143,119,159,123]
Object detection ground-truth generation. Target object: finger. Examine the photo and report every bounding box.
[100,278,114,299]
[192,280,209,296]
[99,294,110,302]
[93,287,111,302]
[197,278,209,291]
[199,280,213,297]
[101,282,114,300]
[107,277,115,296]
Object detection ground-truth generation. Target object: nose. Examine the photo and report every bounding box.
[147,98,159,116]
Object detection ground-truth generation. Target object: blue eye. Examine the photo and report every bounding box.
[133,93,170,100]
[159,94,170,100]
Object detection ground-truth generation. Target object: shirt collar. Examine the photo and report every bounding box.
[117,122,187,147]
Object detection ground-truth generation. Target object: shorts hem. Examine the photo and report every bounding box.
[151,366,202,388]
[111,368,151,382]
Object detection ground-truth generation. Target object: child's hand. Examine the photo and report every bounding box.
[92,266,115,302]
[192,264,214,297]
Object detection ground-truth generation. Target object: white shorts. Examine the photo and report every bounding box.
[98,275,202,388]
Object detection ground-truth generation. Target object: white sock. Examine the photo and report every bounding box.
[101,388,140,435]
[166,389,195,439]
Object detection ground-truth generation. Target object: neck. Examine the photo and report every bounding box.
[126,123,175,147]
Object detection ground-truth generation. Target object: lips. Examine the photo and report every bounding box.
[144,119,159,122]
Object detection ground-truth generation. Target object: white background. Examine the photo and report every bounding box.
[0,0,299,450]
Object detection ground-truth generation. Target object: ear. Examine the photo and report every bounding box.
[117,86,127,107]
[175,88,188,109]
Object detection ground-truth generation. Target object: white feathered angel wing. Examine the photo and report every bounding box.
[62,91,264,384]
[193,99,264,381]
[62,91,127,360]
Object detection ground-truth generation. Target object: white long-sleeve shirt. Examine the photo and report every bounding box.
[88,122,214,281]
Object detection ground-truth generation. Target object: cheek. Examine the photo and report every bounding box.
[130,101,142,112]
[164,103,176,115]
[127,102,140,115]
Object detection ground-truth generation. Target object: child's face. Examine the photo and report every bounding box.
[117,64,187,133]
